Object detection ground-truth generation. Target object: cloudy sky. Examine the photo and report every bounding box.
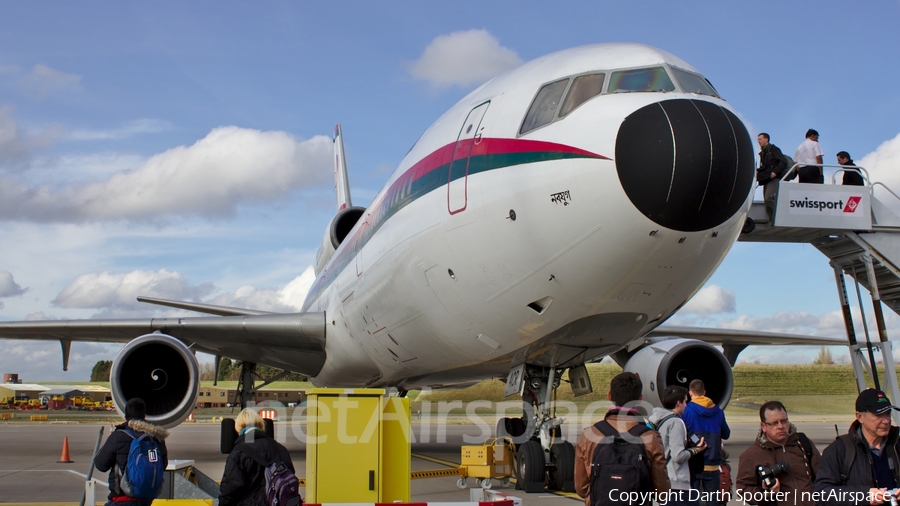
[2,3,900,381]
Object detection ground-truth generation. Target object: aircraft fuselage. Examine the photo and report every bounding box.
[303,43,755,389]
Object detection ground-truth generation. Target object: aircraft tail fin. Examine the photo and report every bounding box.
[333,124,352,211]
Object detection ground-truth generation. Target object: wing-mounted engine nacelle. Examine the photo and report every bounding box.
[314,206,366,275]
[623,338,733,409]
[110,333,200,429]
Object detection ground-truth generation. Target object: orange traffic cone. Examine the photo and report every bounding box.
[57,436,73,463]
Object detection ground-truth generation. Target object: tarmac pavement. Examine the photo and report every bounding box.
[0,416,857,505]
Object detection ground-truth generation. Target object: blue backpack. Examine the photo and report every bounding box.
[118,429,165,499]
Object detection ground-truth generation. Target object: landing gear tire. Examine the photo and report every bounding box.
[516,440,546,493]
[742,217,756,234]
[456,477,467,489]
[497,417,526,439]
[548,441,576,492]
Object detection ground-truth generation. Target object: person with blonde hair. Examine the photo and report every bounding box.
[219,408,297,506]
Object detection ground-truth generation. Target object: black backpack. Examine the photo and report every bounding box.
[590,420,652,506]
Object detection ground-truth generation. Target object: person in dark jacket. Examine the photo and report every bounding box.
[814,388,900,506]
[757,133,788,223]
[681,380,730,506]
[735,401,820,506]
[95,398,169,506]
[219,408,296,506]
[837,151,865,186]
[574,371,671,506]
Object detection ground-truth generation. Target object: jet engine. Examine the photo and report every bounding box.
[110,333,200,428]
[623,338,733,409]
[314,206,366,275]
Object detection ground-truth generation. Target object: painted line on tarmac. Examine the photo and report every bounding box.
[410,453,580,501]
[66,469,109,487]
[0,469,107,487]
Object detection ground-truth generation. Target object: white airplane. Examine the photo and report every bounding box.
[0,42,841,491]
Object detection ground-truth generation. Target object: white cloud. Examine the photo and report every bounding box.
[0,270,27,298]
[0,267,317,380]
[411,30,522,89]
[681,284,736,315]
[67,118,175,141]
[0,340,123,382]
[0,106,63,168]
[50,265,315,317]
[279,266,316,309]
[861,132,900,198]
[17,64,82,99]
[208,266,315,312]
[0,126,332,222]
[53,269,214,312]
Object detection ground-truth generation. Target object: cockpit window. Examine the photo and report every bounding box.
[559,73,605,118]
[520,78,569,135]
[608,67,675,93]
[671,67,719,97]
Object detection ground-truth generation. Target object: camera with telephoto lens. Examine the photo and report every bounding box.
[756,461,790,489]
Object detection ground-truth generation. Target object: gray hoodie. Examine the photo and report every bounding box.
[648,407,695,490]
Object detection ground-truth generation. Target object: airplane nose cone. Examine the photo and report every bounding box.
[615,99,755,232]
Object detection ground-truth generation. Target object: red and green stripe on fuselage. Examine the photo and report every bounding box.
[303,138,608,305]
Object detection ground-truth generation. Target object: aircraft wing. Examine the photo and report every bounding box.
[0,312,327,374]
[648,325,848,346]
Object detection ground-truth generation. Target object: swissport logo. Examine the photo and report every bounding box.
[844,196,862,213]
[789,196,863,213]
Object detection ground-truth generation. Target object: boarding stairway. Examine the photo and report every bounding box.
[739,164,900,415]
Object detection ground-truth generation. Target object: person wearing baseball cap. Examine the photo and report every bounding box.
[814,389,900,505]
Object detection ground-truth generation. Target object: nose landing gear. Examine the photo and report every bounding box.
[497,365,577,493]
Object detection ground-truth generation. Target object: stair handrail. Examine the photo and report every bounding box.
[780,163,871,185]
[871,181,900,205]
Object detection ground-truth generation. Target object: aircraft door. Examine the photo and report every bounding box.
[447,101,490,215]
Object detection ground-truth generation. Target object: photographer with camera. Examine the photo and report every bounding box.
[736,401,820,505]
[815,389,900,506]
[649,386,707,505]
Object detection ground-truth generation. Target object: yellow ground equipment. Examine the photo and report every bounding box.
[306,388,410,504]
[27,399,45,409]
[459,437,515,488]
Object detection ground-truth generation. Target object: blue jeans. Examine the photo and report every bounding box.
[692,470,720,505]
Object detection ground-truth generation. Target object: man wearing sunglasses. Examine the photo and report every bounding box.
[815,389,900,505]
[735,401,820,505]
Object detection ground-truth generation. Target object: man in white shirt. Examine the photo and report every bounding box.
[794,129,824,183]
